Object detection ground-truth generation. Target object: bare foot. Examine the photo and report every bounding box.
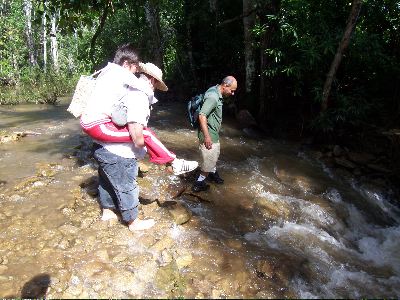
[101,208,118,221]
[128,218,155,231]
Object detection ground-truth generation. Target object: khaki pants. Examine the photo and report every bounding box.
[199,142,220,172]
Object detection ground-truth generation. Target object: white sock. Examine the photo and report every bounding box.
[197,174,206,182]
[211,167,217,173]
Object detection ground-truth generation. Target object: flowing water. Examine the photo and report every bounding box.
[0,98,399,298]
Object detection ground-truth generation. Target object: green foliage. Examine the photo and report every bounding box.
[0,67,78,105]
[0,0,399,138]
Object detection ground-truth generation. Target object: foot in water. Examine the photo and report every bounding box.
[128,218,155,231]
[101,208,119,221]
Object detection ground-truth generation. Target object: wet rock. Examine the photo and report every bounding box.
[57,238,72,250]
[347,151,375,164]
[367,163,391,173]
[333,145,344,156]
[254,196,292,223]
[9,194,24,202]
[138,162,150,176]
[175,253,193,270]
[334,168,353,181]
[155,262,184,293]
[225,239,243,251]
[64,284,83,297]
[236,109,257,128]
[111,270,137,292]
[0,275,9,281]
[256,290,276,298]
[274,169,325,194]
[0,131,27,143]
[0,265,8,274]
[112,253,128,263]
[159,249,173,266]
[211,289,221,298]
[150,236,175,253]
[256,260,274,279]
[80,261,107,277]
[334,157,357,169]
[167,202,192,225]
[58,224,80,235]
[36,163,57,178]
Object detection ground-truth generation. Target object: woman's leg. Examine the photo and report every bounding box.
[143,127,176,164]
[81,121,176,164]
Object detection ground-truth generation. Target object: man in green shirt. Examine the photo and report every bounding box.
[192,76,238,192]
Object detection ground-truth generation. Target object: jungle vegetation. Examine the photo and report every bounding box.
[0,0,399,142]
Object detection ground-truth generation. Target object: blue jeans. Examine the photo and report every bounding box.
[93,145,139,223]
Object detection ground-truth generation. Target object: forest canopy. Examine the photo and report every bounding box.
[0,0,399,139]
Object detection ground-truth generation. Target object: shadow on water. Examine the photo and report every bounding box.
[21,273,51,298]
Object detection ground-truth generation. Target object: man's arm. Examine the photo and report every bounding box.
[127,122,145,148]
[199,114,212,149]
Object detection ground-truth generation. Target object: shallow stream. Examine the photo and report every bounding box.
[0,99,399,298]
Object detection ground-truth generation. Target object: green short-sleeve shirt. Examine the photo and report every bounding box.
[198,85,223,143]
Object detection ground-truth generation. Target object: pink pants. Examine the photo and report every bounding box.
[81,120,176,164]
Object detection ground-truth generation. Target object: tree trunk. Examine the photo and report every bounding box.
[257,0,281,127]
[144,0,163,68]
[320,0,362,112]
[23,0,37,66]
[42,0,47,69]
[89,0,111,65]
[184,0,197,87]
[243,0,256,93]
[50,9,59,72]
[209,0,217,12]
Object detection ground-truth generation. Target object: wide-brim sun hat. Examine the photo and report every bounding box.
[139,62,168,91]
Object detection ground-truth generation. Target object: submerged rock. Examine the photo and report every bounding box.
[167,202,192,225]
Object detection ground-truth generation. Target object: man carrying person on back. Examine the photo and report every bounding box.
[192,76,238,192]
[82,44,197,231]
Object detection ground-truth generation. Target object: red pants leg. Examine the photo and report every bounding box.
[81,121,175,164]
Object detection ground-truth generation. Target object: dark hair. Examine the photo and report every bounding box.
[113,43,139,66]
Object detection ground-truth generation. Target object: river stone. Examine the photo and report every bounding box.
[58,224,80,235]
[0,265,8,274]
[256,260,274,279]
[333,145,344,156]
[167,202,192,225]
[64,284,83,297]
[155,262,182,292]
[334,157,357,169]
[9,194,24,202]
[80,261,106,277]
[150,236,175,253]
[175,253,193,270]
[367,163,391,173]
[347,151,375,164]
[159,249,173,266]
[211,289,221,298]
[94,249,110,262]
[111,270,137,292]
[112,253,128,263]
[138,162,150,173]
[225,239,243,251]
[168,203,192,225]
[254,196,292,221]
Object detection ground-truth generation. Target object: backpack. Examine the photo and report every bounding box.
[187,93,205,128]
[67,68,103,118]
